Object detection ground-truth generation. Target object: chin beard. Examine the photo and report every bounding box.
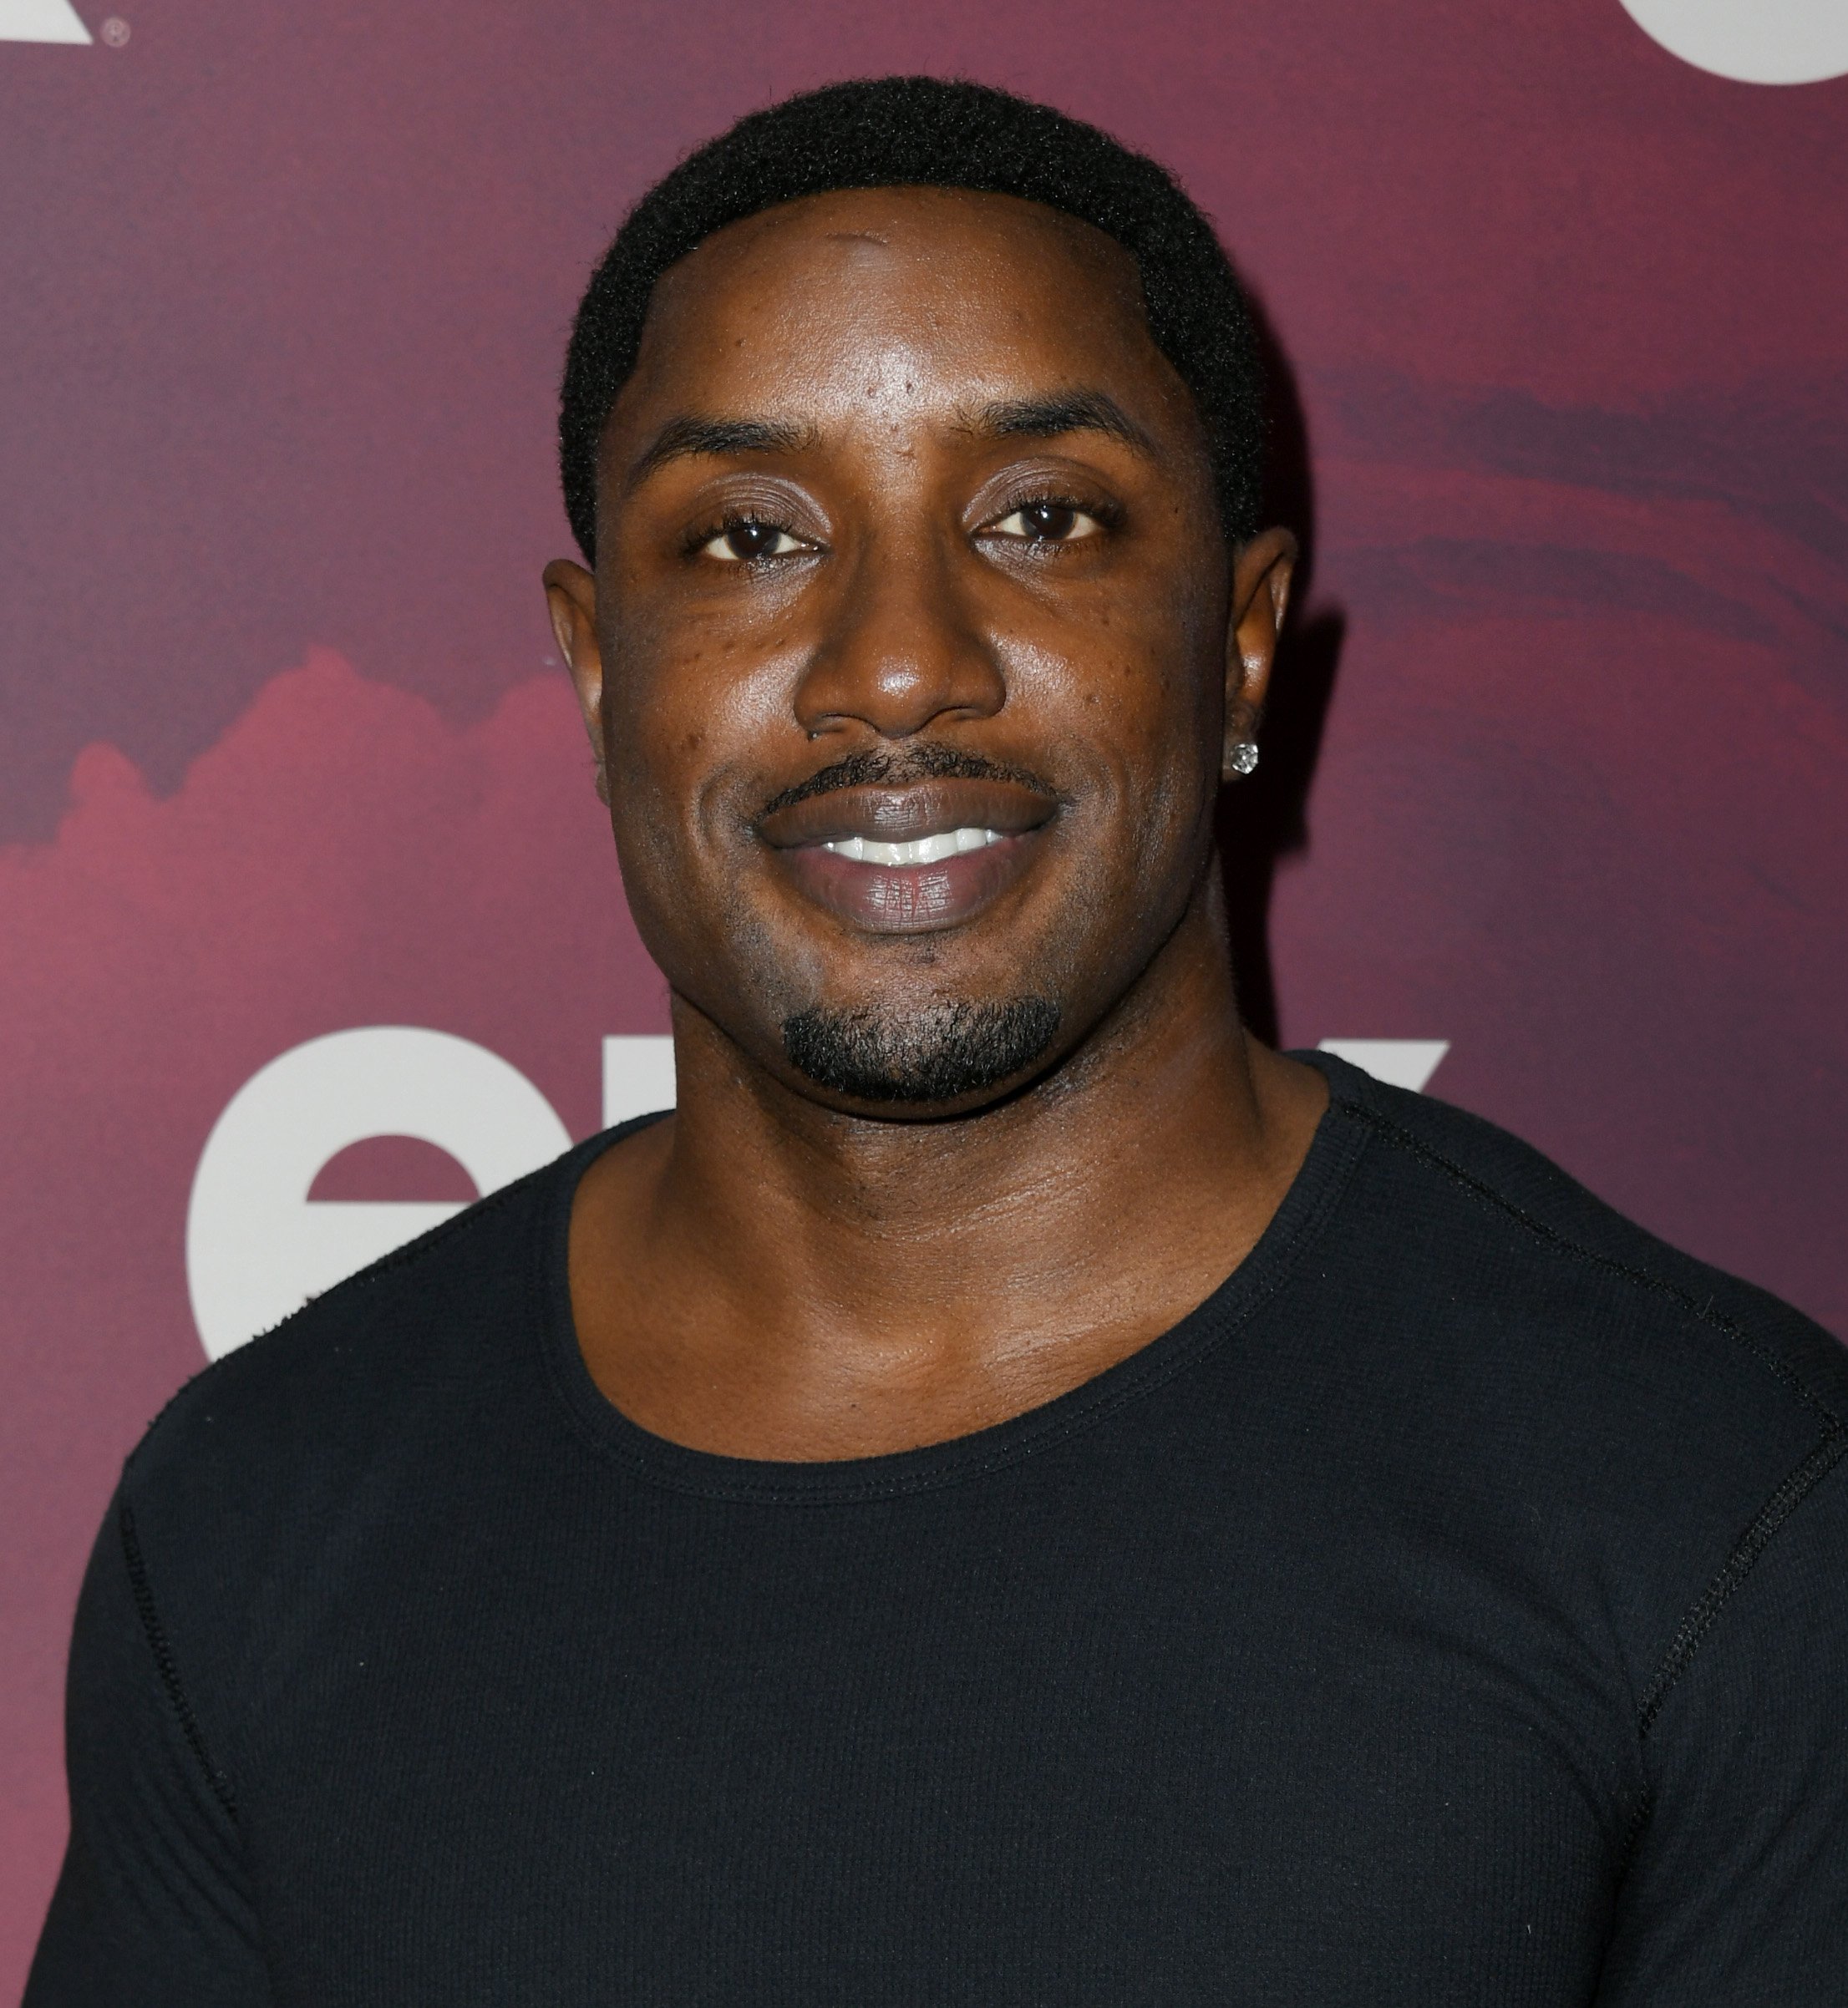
[781,996,1061,1106]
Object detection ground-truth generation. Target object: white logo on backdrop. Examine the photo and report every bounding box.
[1315,1040,1449,1093]
[1619,0,1848,84]
[185,1028,1440,1361]
[0,0,91,42]
[185,1028,677,1361]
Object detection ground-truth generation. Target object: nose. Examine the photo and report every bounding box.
[791,525,1007,742]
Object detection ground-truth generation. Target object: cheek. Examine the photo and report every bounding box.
[1088,693,1225,920]
[595,617,812,971]
[601,596,795,805]
[1008,612,1221,815]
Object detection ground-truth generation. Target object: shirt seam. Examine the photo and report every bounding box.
[1636,1428,1848,1737]
[1616,1430,1847,1864]
[118,1498,241,1826]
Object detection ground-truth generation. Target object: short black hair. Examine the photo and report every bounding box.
[558,76,1266,564]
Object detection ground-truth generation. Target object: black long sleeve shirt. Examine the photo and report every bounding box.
[26,1055,1848,2004]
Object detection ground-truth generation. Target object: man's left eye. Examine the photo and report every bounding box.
[987,501,1102,544]
[702,520,805,562]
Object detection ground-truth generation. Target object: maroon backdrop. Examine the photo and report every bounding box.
[3,0,1844,1985]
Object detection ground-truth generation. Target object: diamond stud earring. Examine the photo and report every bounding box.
[1228,739,1260,777]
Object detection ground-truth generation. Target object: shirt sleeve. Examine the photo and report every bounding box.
[1596,1445,1848,2004]
[23,1486,271,2007]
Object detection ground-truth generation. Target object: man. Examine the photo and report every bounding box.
[28,77,1848,2005]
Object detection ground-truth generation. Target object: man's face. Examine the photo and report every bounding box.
[548,186,1288,1115]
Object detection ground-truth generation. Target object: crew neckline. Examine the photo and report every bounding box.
[536,1050,1376,1504]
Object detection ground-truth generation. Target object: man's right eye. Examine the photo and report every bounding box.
[700,519,804,563]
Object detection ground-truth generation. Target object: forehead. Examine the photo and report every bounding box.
[617,185,1178,420]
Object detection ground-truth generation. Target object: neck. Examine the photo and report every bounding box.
[569,882,1328,1458]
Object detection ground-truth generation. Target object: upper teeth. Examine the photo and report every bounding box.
[820,827,1005,867]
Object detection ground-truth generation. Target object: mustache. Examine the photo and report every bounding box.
[756,744,1064,823]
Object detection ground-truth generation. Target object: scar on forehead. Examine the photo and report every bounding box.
[822,231,891,247]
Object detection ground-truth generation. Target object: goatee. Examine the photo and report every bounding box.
[782,996,1060,1105]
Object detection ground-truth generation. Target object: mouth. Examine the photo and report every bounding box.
[756,774,1059,934]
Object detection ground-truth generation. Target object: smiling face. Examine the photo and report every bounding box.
[546,185,1292,1117]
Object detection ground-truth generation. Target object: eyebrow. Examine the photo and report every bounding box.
[621,388,1156,494]
[623,414,815,492]
[968,390,1159,459]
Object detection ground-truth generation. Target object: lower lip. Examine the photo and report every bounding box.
[771,832,1038,932]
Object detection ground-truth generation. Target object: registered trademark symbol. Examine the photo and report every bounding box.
[100,16,130,45]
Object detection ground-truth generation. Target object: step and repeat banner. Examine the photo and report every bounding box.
[3,0,1844,1981]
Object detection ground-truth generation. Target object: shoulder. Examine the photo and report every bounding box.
[119,1134,607,1580]
[1312,1052,1846,1427]
[1302,1055,1846,1695]
[89,1128,628,1812]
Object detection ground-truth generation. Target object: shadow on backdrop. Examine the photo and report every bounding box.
[1219,297,1347,1049]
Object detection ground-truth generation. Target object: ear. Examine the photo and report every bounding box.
[542,558,609,805]
[1221,527,1298,782]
